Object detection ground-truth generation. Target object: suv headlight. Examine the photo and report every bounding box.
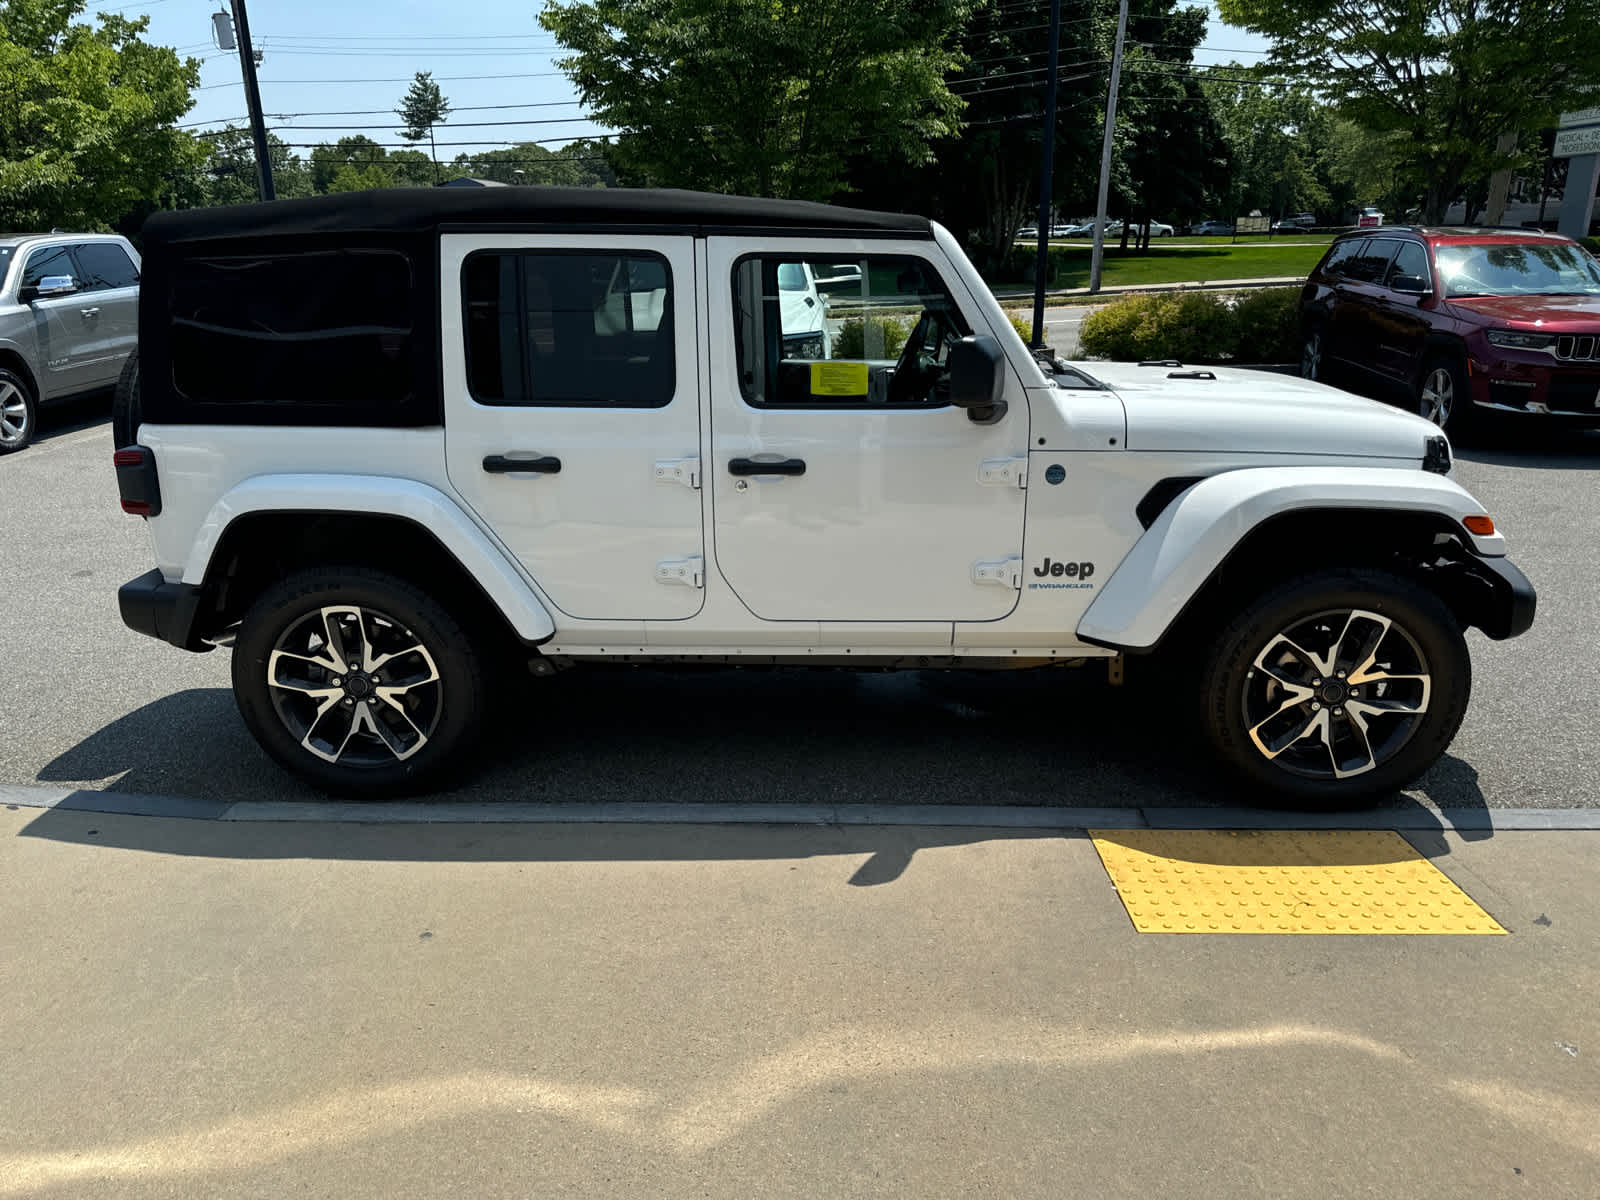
[1485,329,1557,351]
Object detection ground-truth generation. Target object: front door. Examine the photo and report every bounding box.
[706,239,1028,622]
[19,244,99,398]
[440,234,704,622]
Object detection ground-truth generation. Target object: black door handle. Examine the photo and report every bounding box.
[729,457,806,477]
[483,454,561,474]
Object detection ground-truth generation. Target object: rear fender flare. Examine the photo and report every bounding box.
[183,474,557,642]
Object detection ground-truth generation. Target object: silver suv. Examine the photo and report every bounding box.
[0,233,141,453]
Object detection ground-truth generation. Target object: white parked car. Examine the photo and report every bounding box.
[113,188,1534,804]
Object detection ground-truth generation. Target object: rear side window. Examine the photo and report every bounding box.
[1345,239,1400,283]
[74,242,139,291]
[168,249,415,413]
[461,251,674,408]
[21,244,76,289]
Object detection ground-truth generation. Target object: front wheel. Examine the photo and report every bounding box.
[0,367,37,453]
[1416,354,1471,436]
[1200,569,1470,806]
[232,567,488,796]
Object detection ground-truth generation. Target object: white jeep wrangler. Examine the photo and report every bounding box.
[113,188,1534,803]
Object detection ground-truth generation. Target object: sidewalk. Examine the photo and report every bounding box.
[3,802,1595,1198]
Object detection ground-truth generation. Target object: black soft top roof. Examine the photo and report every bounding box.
[143,185,933,246]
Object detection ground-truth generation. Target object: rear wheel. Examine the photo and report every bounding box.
[1201,569,1470,806]
[1299,327,1325,381]
[0,367,37,453]
[232,566,488,796]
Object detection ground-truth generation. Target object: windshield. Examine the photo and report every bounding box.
[1435,242,1600,298]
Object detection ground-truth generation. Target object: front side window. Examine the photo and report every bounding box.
[74,242,139,291]
[463,251,674,408]
[1385,241,1430,290]
[22,245,76,291]
[733,254,970,408]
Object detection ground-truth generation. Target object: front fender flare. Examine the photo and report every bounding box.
[183,474,557,643]
[1076,466,1501,651]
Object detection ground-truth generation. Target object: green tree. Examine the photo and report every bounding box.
[450,141,586,186]
[198,125,312,206]
[309,135,389,193]
[1217,0,1600,222]
[396,71,450,183]
[1201,69,1332,221]
[0,0,205,229]
[539,0,972,200]
[328,163,395,192]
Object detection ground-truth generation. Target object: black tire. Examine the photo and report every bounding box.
[0,366,38,454]
[1415,352,1472,438]
[1200,569,1470,807]
[112,349,141,448]
[232,566,489,797]
[1299,325,1326,382]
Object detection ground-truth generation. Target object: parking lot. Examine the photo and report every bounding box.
[2,393,1597,815]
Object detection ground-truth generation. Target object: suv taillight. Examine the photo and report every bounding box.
[113,446,162,517]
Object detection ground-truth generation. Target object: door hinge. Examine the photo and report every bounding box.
[655,555,704,588]
[972,556,1022,589]
[653,457,701,489]
[977,457,1027,488]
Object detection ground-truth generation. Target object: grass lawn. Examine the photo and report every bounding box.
[991,242,1328,291]
[1023,232,1340,246]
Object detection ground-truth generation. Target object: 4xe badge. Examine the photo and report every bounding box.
[1028,557,1096,590]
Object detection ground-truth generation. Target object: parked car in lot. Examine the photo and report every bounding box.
[1299,225,1600,434]
[115,188,1533,805]
[1357,208,1385,229]
[0,232,141,452]
[1190,219,1234,237]
[1144,220,1174,237]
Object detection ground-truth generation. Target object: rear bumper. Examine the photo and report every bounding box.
[118,568,212,652]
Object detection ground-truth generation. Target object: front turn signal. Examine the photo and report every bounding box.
[1463,515,1495,536]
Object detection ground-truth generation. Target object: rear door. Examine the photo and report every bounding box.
[70,241,141,385]
[440,234,705,622]
[1328,238,1401,377]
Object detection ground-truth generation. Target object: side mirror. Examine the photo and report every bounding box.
[948,334,1007,425]
[1391,273,1431,295]
[32,275,77,299]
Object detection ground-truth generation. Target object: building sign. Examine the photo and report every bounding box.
[1554,105,1600,159]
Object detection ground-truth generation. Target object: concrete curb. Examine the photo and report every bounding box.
[4,784,1598,832]
[992,275,1306,304]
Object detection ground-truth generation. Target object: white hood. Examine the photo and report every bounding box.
[1082,363,1438,460]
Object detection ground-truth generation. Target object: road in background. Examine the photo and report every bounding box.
[1,402,1596,813]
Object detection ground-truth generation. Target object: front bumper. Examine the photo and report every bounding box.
[1457,554,1537,640]
[118,568,212,652]
[1468,354,1600,421]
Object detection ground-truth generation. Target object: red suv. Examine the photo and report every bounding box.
[1299,227,1600,435]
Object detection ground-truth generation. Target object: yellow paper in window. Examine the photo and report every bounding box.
[810,362,869,396]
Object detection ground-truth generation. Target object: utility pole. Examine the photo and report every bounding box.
[1089,0,1129,294]
[231,0,275,200]
[1028,0,1063,350]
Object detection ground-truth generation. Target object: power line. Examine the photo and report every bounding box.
[179,100,588,128]
[194,117,604,135]
[196,70,570,89]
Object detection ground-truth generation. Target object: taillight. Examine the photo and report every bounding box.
[113,445,162,517]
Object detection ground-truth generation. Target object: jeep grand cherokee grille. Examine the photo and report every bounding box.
[1555,334,1598,362]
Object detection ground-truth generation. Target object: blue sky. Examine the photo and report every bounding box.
[113,0,1269,161]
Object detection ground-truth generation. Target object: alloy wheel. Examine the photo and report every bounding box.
[1419,367,1454,427]
[0,381,29,447]
[1241,607,1431,780]
[1300,333,1322,380]
[266,605,443,766]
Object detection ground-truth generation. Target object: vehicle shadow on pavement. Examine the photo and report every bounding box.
[1454,425,1600,469]
[23,671,1488,870]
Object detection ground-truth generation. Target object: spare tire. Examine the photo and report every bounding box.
[112,349,142,448]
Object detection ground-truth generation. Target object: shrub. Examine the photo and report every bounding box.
[1231,287,1302,363]
[1078,291,1238,363]
[1581,236,1599,258]
[1007,312,1033,344]
[832,314,910,359]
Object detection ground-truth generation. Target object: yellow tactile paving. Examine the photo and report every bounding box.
[1089,829,1506,935]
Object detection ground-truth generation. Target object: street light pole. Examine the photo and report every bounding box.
[1089,0,1129,294]
[1029,0,1063,350]
[231,0,275,201]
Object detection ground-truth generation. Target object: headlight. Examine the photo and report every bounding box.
[1485,329,1557,350]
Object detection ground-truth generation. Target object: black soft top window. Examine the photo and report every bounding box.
[160,247,425,422]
